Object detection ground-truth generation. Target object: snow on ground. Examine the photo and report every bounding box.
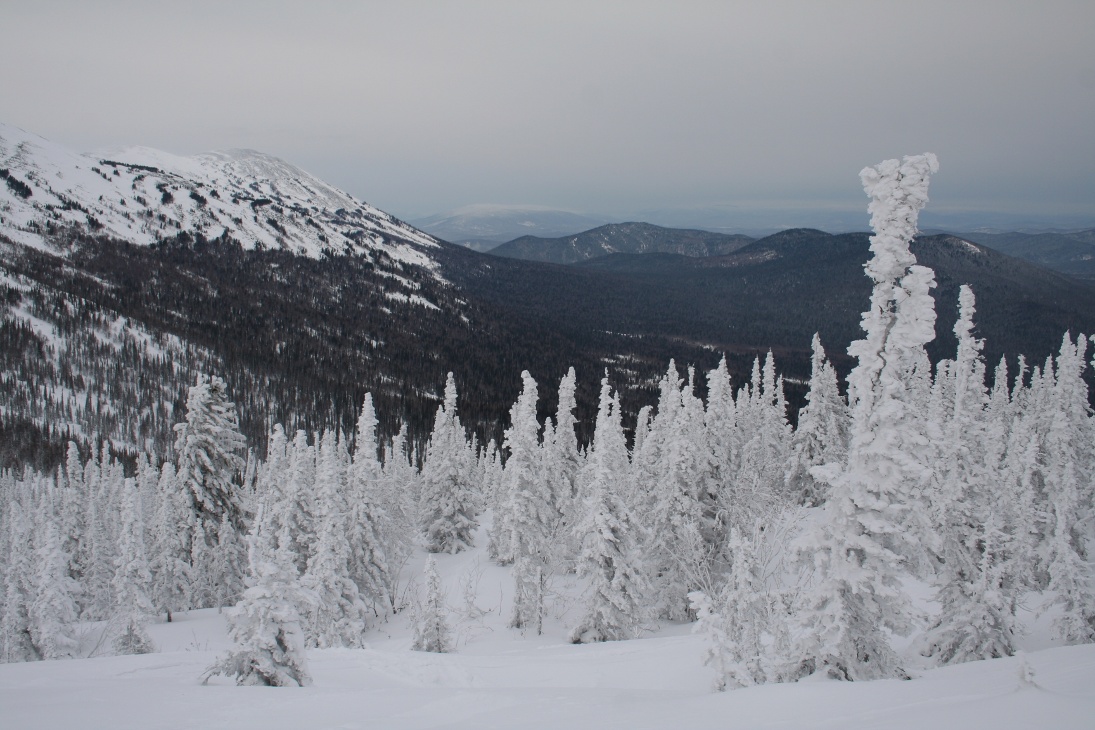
[2,521,1094,729]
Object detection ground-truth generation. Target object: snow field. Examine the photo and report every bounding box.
[2,521,1093,730]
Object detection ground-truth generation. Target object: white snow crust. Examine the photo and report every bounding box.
[0,123,443,290]
[0,517,1092,729]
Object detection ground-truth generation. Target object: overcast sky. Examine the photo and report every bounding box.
[2,1,1093,227]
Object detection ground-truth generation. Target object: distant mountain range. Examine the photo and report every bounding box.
[485,218,1095,283]
[956,229,1095,281]
[488,222,754,264]
[569,228,1095,372]
[411,205,609,251]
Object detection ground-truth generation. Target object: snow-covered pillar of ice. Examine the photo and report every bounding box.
[848,152,939,416]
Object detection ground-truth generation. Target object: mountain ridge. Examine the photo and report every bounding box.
[489,221,755,264]
[0,122,442,289]
[412,205,609,249]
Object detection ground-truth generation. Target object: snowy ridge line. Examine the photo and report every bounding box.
[0,122,447,292]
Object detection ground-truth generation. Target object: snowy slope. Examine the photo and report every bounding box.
[1,519,1093,730]
[0,122,440,271]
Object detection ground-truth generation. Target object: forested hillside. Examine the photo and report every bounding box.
[489,221,754,264]
[959,229,1095,281]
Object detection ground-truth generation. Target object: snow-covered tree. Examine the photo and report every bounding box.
[30,505,79,660]
[347,396,398,614]
[499,372,558,633]
[921,286,1018,664]
[569,375,650,643]
[2,503,40,663]
[174,374,247,608]
[281,429,317,575]
[303,430,370,648]
[412,556,453,653]
[82,447,121,620]
[791,153,939,682]
[59,442,87,601]
[691,527,770,690]
[210,513,248,609]
[1044,334,1095,642]
[112,480,156,655]
[420,374,478,553]
[175,374,248,533]
[544,367,582,530]
[736,353,793,505]
[705,356,740,481]
[135,452,160,556]
[204,493,312,687]
[149,461,190,622]
[786,334,848,506]
[379,420,417,575]
[638,363,709,621]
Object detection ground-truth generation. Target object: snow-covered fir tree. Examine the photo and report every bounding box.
[175,374,248,532]
[210,514,248,609]
[30,501,80,660]
[380,420,418,577]
[282,429,317,576]
[637,362,709,621]
[724,356,789,535]
[412,556,453,653]
[149,461,190,622]
[82,447,120,620]
[791,153,940,681]
[174,374,247,608]
[302,430,370,648]
[690,525,784,690]
[739,353,794,502]
[498,371,558,633]
[544,367,581,530]
[112,480,156,655]
[569,375,650,644]
[2,503,41,663]
[346,396,398,614]
[59,442,87,606]
[204,493,312,687]
[921,286,1018,664]
[1043,334,1095,642]
[419,373,479,553]
[786,334,848,506]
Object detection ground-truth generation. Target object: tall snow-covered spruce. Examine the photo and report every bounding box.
[112,481,156,655]
[174,374,248,608]
[302,431,370,648]
[569,375,650,643]
[347,395,399,615]
[920,286,1019,664]
[791,153,939,681]
[500,371,558,634]
[420,374,479,554]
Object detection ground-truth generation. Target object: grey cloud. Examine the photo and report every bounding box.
[1,1,1092,228]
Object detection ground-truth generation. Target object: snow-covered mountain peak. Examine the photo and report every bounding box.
[0,122,442,274]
